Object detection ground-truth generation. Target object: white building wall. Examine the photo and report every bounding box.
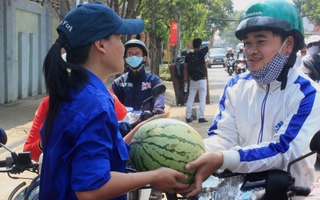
[0,0,60,104]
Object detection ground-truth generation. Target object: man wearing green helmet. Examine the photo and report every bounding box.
[181,0,320,198]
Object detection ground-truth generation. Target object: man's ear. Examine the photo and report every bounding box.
[285,36,295,54]
[143,55,147,62]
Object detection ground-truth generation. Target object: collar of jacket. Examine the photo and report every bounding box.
[128,65,147,81]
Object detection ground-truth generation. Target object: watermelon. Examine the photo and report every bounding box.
[129,118,205,184]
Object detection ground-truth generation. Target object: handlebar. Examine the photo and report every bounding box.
[212,169,311,197]
[212,169,242,178]
[293,186,311,197]
[0,160,6,168]
[131,110,154,129]
[0,153,39,175]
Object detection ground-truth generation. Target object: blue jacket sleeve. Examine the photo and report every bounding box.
[152,77,165,112]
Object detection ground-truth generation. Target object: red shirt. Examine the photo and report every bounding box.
[23,96,49,162]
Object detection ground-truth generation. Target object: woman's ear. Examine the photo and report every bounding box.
[93,39,106,54]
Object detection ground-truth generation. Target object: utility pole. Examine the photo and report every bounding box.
[172,2,181,62]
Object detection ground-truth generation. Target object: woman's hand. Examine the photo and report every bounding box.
[176,152,223,197]
[150,167,190,194]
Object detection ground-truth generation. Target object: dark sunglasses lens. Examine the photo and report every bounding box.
[308,42,320,48]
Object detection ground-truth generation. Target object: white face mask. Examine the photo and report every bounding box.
[249,38,289,85]
[307,46,320,56]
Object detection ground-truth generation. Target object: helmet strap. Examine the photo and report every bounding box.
[279,52,297,90]
[128,62,146,74]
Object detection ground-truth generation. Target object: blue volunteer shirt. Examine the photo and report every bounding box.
[39,70,129,200]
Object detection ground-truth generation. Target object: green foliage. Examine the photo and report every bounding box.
[294,0,320,25]
[219,10,243,48]
[139,0,233,49]
[80,0,234,74]
[159,67,172,81]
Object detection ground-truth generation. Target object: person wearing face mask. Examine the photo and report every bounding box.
[179,1,320,199]
[298,35,320,82]
[112,39,165,114]
[236,46,245,60]
[235,46,247,73]
[112,37,165,200]
[306,35,320,56]
[293,39,307,68]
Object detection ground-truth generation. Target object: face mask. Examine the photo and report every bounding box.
[249,38,289,85]
[126,56,143,69]
[307,46,320,56]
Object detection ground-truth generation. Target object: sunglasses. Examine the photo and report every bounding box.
[307,42,320,49]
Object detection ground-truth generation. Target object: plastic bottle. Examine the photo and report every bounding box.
[184,83,188,92]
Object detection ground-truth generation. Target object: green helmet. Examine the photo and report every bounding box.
[235,0,304,50]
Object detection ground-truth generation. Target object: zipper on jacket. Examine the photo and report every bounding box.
[257,84,270,144]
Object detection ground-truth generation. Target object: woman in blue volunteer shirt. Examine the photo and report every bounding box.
[40,2,188,200]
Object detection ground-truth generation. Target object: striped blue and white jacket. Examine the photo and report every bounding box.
[205,68,320,189]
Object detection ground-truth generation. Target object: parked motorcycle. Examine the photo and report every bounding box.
[236,58,247,74]
[0,128,39,200]
[227,56,235,76]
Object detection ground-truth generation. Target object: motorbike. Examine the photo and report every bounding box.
[119,84,166,137]
[236,58,247,74]
[117,84,166,200]
[227,56,235,76]
[0,128,40,200]
[166,131,320,200]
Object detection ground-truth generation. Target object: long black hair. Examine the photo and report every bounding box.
[42,32,90,141]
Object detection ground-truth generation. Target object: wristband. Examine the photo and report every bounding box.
[38,140,43,151]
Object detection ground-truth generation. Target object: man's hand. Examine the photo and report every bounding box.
[212,27,217,34]
[209,27,217,47]
[153,109,165,115]
[176,152,223,197]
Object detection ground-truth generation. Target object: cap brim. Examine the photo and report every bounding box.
[115,19,145,35]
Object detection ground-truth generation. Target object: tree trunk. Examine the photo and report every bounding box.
[155,37,163,76]
[149,0,157,75]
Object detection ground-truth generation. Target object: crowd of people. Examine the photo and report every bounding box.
[297,35,320,82]
[20,0,320,200]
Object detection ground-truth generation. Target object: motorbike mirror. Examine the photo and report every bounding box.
[140,84,166,111]
[287,129,320,174]
[0,128,7,146]
[310,130,320,152]
[151,84,166,97]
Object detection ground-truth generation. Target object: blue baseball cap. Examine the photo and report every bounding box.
[57,2,145,49]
